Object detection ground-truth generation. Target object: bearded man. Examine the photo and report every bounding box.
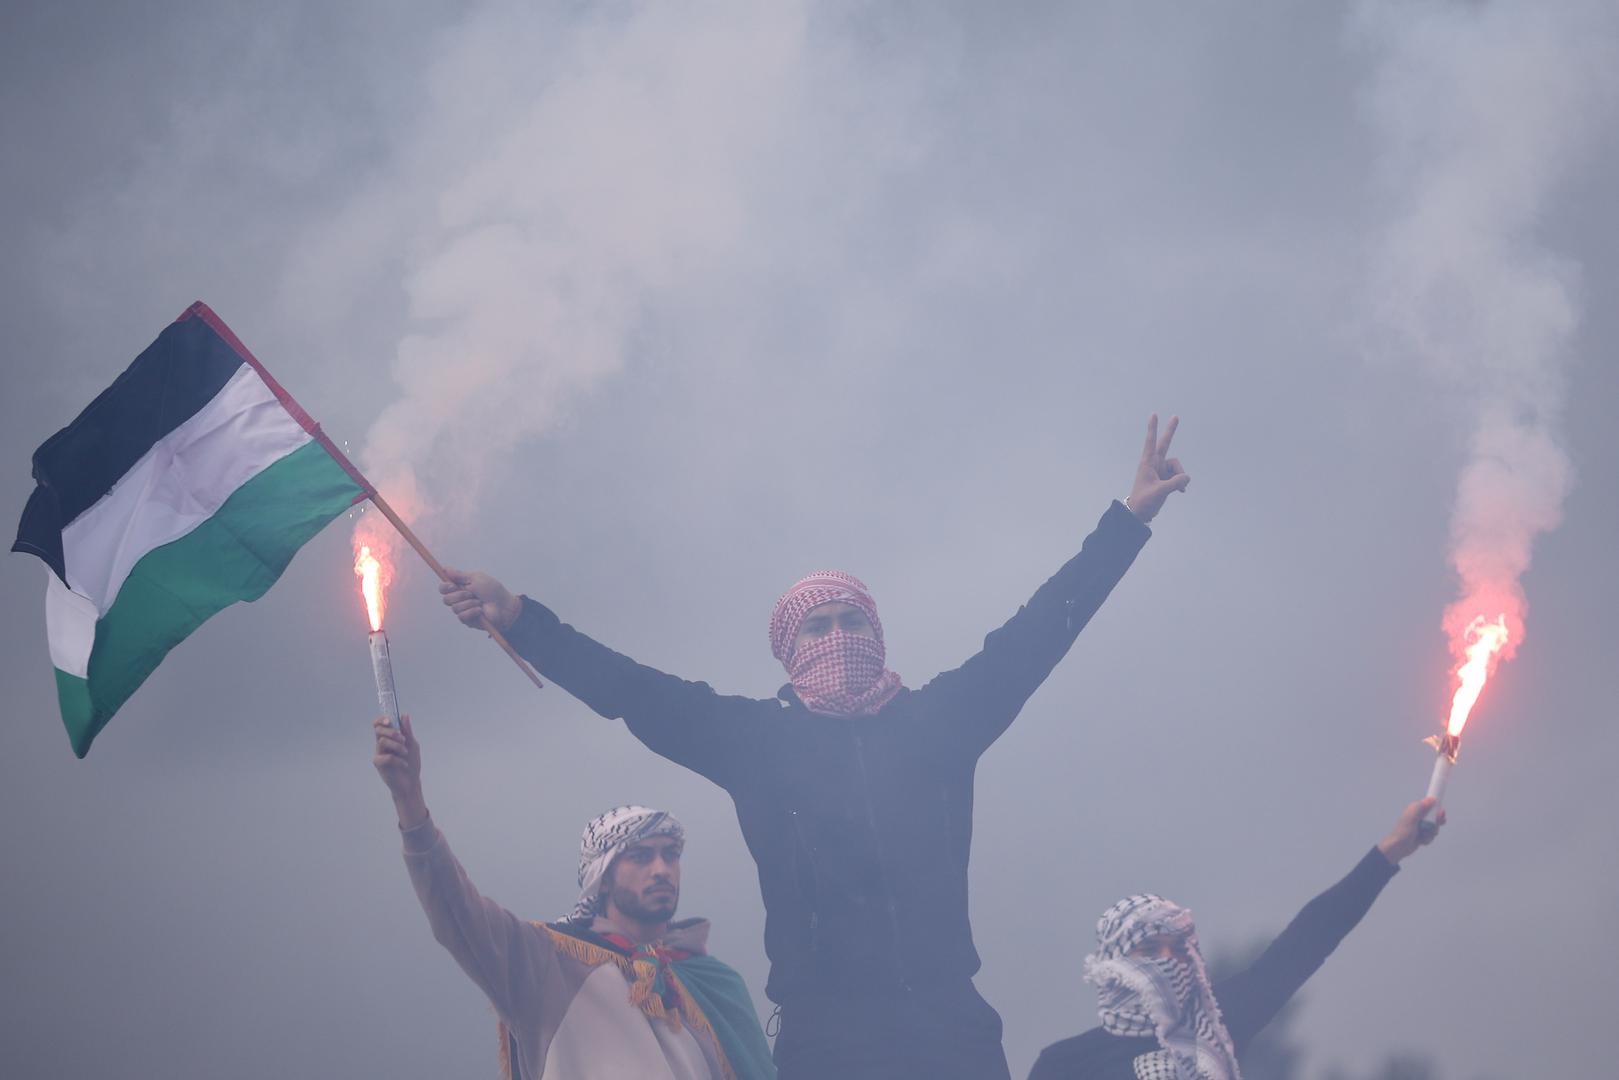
[372,714,775,1080]
[441,415,1191,1079]
[1028,798,1446,1080]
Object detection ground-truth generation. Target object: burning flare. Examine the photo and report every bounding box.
[1445,613,1510,738]
[354,544,390,632]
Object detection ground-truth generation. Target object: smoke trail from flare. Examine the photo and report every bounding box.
[345,2,941,537]
[1355,0,1617,712]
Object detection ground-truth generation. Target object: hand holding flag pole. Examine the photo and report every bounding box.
[218,325,544,693]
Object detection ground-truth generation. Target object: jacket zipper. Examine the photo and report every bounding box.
[852,731,912,992]
[789,809,819,954]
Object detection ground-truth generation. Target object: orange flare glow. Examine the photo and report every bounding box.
[1445,613,1509,738]
[354,545,389,632]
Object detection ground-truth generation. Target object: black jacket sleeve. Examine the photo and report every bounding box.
[502,597,768,789]
[1213,847,1399,1049]
[911,501,1150,756]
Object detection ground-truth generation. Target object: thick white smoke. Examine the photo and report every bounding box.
[345,1,944,531]
[1356,0,1617,670]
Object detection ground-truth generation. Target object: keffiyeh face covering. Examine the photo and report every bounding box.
[1082,894,1242,1080]
[768,569,903,716]
[567,805,685,922]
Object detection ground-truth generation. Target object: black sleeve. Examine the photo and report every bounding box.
[912,501,1150,757]
[1213,847,1399,1048]
[502,597,769,789]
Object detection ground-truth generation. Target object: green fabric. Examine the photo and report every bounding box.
[672,954,778,1080]
[59,440,361,756]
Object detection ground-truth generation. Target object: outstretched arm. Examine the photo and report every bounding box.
[440,571,766,788]
[1214,798,1445,1048]
[373,716,555,1024]
[916,415,1186,753]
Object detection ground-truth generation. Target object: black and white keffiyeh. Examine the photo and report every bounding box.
[1082,894,1241,1080]
[563,805,685,922]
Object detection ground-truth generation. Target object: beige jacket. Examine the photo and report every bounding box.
[403,819,732,1080]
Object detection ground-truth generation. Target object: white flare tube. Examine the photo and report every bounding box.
[1424,752,1452,810]
[369,630,402,731]
[1422,732,1459,827]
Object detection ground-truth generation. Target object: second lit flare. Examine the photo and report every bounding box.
[1422,613,1510,821]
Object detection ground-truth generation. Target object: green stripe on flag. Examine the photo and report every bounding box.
[62,440,362,756]
[55,669,94,744]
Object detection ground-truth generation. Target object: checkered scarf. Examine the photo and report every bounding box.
[564,805,685,922]
[768,569,903,716]
[1083,894,1241,1080]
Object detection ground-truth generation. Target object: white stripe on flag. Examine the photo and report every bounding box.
[62,364,314,614]
[46,570,97,678]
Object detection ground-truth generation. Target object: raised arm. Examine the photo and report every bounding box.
[440,571,766,788]
[373,715,557,1024]
[1214,798,1445,1047]
[913,415,1188,753]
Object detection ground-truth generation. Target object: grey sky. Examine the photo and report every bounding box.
[2,3,1616,1078]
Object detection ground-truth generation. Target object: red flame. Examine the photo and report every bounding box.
[1445,613,1510,738]
[354,546,386,631]
[352,512,397,632]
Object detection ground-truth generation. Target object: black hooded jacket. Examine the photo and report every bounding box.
[503,501,1150,1004]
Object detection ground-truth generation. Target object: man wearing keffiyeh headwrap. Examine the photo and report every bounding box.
[442,415,1192,1079]
[1027,797,1446,1080]
[372,716,776,1080]
[767,569,902,717]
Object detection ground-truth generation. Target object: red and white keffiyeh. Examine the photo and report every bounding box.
[768,569,903,717]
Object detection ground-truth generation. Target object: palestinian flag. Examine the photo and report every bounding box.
[13,303,368,756]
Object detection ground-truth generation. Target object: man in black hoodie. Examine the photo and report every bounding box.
[441,415,1190,1080]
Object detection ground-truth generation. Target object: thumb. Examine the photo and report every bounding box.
[443,567,472,586]
[400,713,415,744]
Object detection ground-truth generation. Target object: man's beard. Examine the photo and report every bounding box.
[608,883,678,923]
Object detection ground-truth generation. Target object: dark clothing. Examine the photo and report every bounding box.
[771,979,1008,1080]
[505,501,1151,1078]
[1028,847,1400,1080]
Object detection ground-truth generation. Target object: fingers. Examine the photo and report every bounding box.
[1408,797,1436,824]
[1140,414,1159,463]
[1145,474,1191,501]
[1156,415,1179,458]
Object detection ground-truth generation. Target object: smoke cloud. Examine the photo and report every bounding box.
[341,2,949,530]
[1355,0,1618,668]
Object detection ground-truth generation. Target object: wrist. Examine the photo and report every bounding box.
[393,789,429,830]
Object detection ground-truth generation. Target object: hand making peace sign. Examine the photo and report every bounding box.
[1126,413,1191,524]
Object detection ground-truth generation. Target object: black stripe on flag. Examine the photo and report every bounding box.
[13,312,247,582]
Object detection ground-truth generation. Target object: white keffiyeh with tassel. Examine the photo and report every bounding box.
[1082,894,1242,1080]
[563,805,685,922]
